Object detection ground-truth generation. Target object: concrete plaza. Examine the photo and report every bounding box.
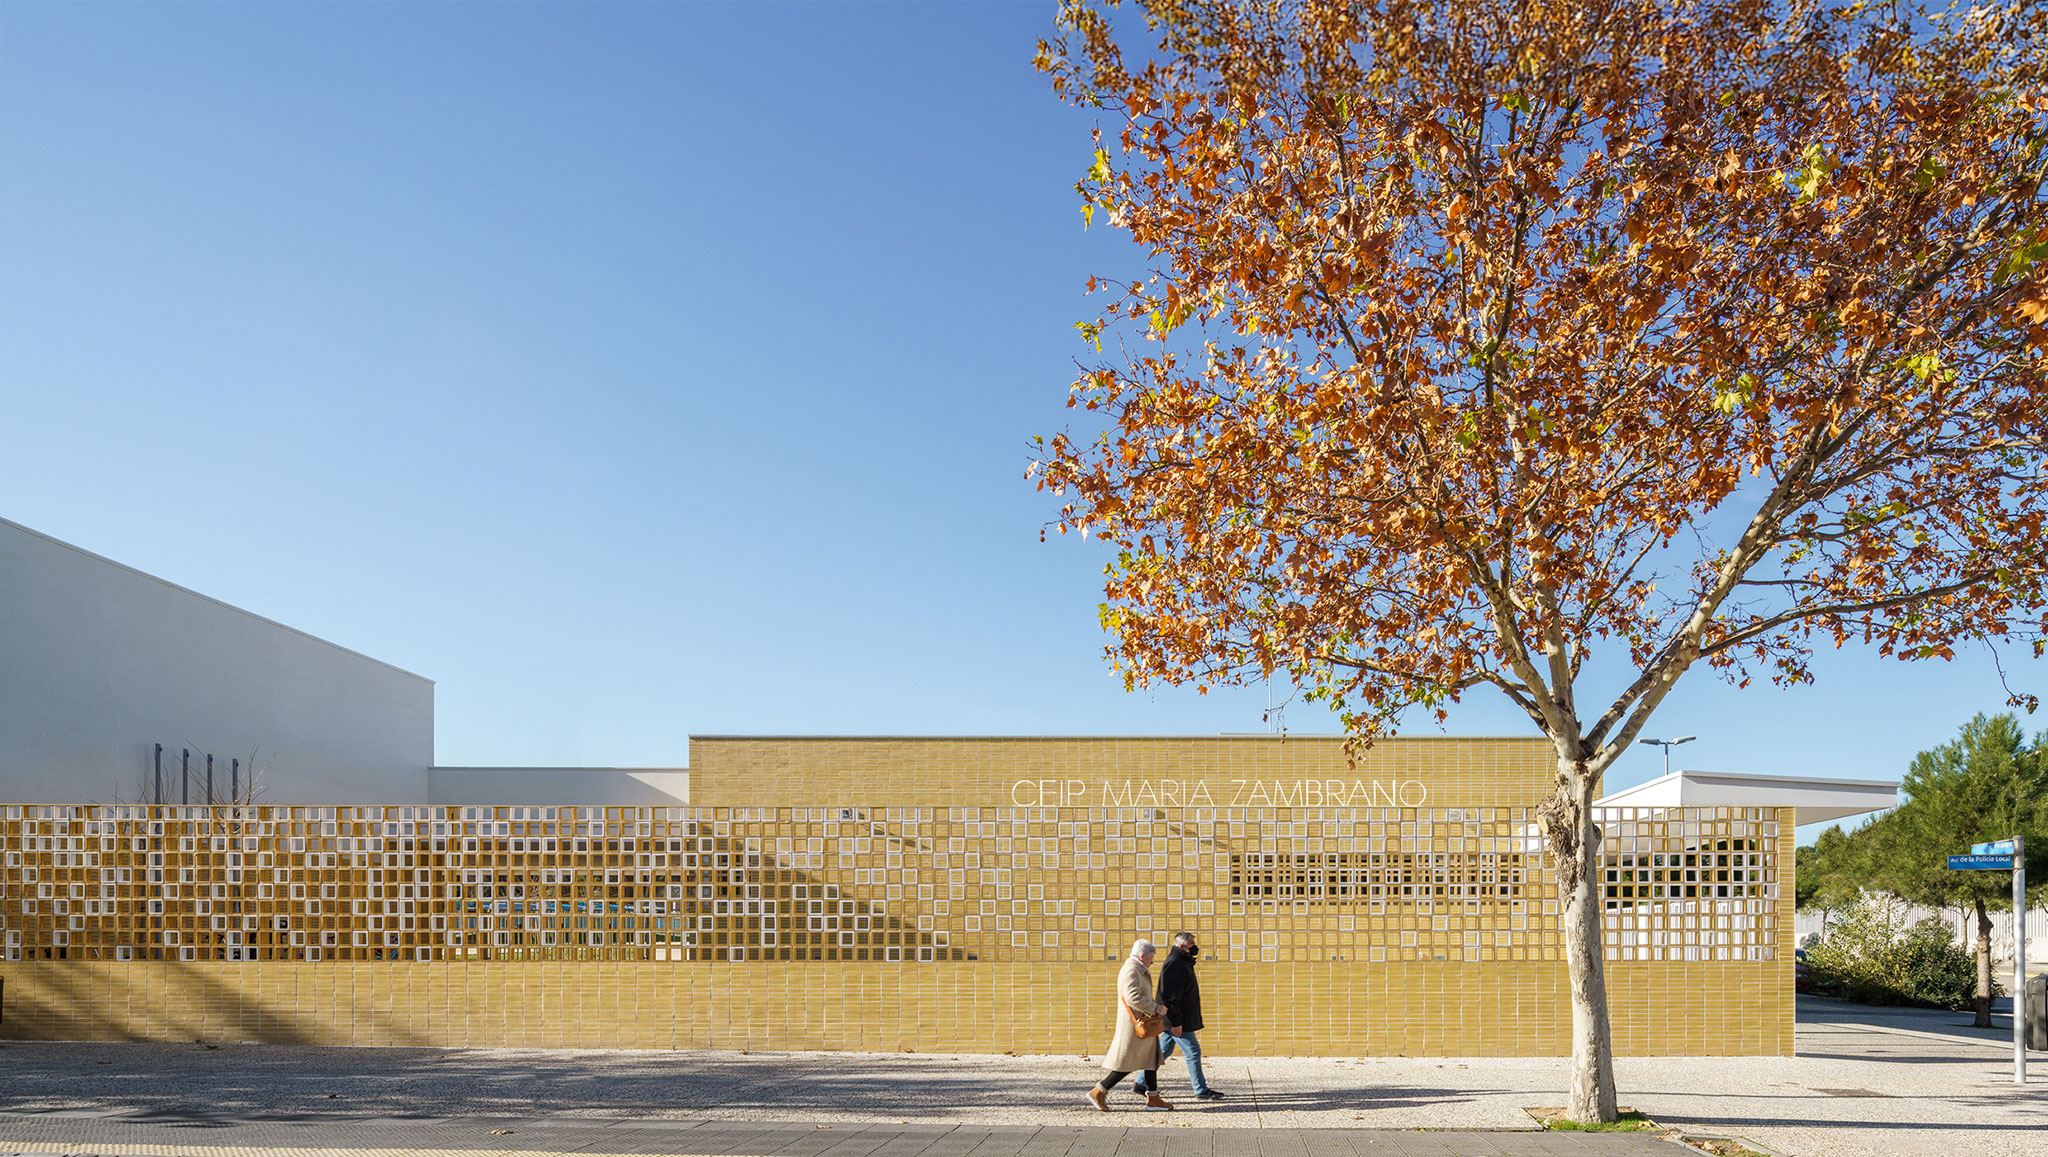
[0,997,2041,1157]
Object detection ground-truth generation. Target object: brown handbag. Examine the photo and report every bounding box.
[1124,999,1165,1040]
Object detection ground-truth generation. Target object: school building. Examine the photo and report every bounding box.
[0,517,1895,1055]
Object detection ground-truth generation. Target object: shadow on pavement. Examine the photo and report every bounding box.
[0,1045,1510,1123]
[1674,1116,2045,1132]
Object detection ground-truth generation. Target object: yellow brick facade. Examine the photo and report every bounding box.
[0,960,1788,1055]
[0,736,1794,1055]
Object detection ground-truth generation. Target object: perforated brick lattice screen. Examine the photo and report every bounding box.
[1,803,1779,966]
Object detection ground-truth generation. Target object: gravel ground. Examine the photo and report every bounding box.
[0,997,2041,1157]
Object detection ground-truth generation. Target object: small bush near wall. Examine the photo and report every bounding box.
[1805,894,1989,1010]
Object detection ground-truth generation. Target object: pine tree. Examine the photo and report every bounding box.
[1872,715,2048,1027]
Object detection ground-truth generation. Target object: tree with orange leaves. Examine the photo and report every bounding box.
[1033,0,2048,1121]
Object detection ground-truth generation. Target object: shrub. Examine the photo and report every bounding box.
[1804,893,1991,1010]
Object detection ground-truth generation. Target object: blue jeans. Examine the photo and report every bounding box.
[1158,1028,1208,1094]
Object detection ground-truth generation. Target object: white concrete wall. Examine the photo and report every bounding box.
[1797,900,2046,972]
[427,767,688,805]
[0,518,434,804]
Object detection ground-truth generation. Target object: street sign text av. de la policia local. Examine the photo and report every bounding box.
[1948,838,2016,870]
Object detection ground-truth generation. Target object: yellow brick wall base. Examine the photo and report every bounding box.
[0,960,1790,1056]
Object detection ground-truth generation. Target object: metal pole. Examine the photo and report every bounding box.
[205,755,214,806]
[181,749,190,805]
[231,759,239,806]
[153,744,163,805]
[2017,832,2028,1085]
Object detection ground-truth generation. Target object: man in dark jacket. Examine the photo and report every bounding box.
[1135,931,1223,1099]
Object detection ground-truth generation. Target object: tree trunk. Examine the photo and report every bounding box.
[1541,763,1618,1123]
[1973,898,1994,1029]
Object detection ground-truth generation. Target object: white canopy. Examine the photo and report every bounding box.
[1594,769,1897,826]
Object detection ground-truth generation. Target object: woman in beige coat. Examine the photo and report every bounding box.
[1086,939,1173,1111]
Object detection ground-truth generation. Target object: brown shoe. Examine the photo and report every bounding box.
[1086,1087,1109,1112]
[1144,1093,1175,1111]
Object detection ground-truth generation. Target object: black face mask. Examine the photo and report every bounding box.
[1185,945,1199,958]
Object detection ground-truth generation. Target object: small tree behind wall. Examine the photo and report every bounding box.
[1034,0,2048,1122]
[1797,823,1872,924]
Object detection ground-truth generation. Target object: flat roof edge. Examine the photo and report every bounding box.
[430,766,689,773]
[688,734,1549,741]
[1625,769,1901,791]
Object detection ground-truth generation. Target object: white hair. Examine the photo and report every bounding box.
[1130,938,1156,959]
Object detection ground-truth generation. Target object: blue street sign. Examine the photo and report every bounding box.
[1972,840,2017,855]
[1950,854,2016,870]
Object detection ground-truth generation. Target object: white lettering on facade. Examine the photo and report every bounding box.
[1006,778,1430,808]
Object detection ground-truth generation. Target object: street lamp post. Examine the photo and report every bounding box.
[1637,735,1696,777]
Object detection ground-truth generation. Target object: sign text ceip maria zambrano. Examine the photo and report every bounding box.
[1009,777,1428,809]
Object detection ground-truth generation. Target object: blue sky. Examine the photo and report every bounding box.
[1,2,2036,840]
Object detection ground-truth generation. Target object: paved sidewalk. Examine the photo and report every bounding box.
[1,997,2042,1157]
[0,1116,1676,1157]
